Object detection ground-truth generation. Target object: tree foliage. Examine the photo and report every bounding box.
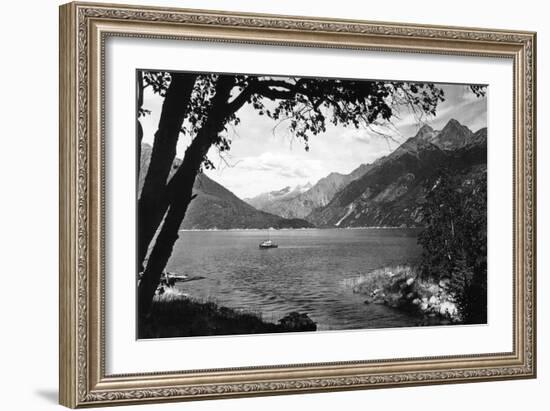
[141,72,446,158]
[418,168,487,324]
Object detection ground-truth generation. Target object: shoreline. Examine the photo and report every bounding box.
[139,290,317,339]
[179,226,424,232]
[351,264,461,325]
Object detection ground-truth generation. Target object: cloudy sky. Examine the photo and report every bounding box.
[140,78,487,199]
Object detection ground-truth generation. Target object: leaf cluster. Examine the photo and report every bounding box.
[139,71,447,167]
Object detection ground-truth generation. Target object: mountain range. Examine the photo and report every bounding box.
[139,118,486,230]
[244,182,313,213]
[247,118,487,228]
[244,163,374,219]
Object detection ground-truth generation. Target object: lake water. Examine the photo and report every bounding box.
[168,228,424,331]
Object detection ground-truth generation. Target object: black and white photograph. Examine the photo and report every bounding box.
[2,0,543,408]
[136,70,488,339]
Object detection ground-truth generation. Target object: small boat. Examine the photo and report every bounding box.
[259,239,278,249]
[165,271,188,282]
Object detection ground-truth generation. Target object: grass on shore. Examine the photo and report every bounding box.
[139,290,316,339]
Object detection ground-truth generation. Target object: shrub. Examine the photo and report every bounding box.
[138,292,317,338]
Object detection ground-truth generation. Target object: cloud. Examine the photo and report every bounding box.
[232,152,321,179]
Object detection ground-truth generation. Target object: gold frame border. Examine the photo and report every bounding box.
[59,2,536,408]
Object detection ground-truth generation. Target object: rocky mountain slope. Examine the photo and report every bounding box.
[244,182,312,212]
[181,174,313,229]
[306,119,487,228]
[244,162,374,219]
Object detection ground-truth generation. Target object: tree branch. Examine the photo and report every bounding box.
[226,78,309,114]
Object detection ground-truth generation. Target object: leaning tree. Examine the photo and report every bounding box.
[136,71,448,317]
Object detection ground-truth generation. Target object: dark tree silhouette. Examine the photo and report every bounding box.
[136,70,144,172]
[418,168,487,323]
[138,73,198,272]
[136,71,448,317]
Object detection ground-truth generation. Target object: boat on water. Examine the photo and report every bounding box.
[259,239,278,249]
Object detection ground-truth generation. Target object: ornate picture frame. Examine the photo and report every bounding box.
[59,2,536,408]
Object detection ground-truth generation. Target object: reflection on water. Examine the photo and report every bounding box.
[167,228,423,330]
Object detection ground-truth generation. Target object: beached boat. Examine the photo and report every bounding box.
[259,239,278,249]
[164,271,188,282]
[161,271,205,285]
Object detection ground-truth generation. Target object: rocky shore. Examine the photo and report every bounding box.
[352,265,460,325]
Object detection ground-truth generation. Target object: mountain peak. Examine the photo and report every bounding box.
[418,123,434,133]
[415,124,435,141]
[442,118,465,131]
[326,171,345,179]
[432,119,473,150]
[300,182,313,191]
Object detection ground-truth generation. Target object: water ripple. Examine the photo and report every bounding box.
[170,228,422,330]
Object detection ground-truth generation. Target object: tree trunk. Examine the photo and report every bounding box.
[138,76,235,318]
[137,73,198,272]
[136,70,144,174]
[137,159,199,319]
